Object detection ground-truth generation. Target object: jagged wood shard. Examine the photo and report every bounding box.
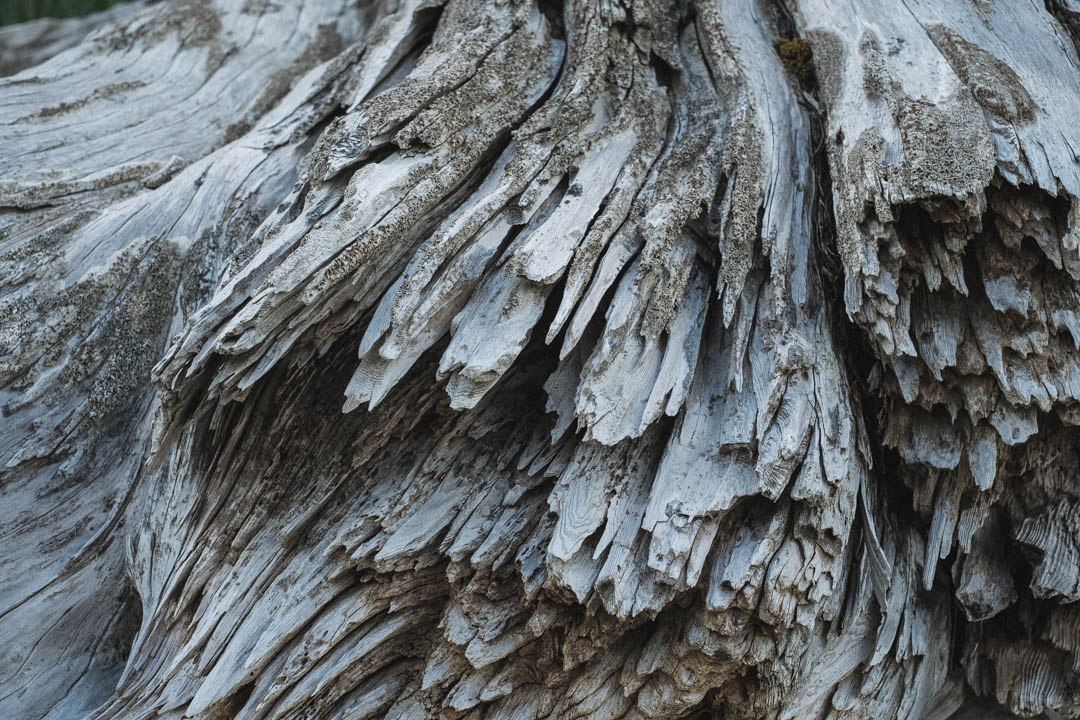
[2,1,1080,719]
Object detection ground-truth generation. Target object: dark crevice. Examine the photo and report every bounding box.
[213,681,254,720]
[790,5,888,484]
[1046,0,1080,61]
[538,0,565,41]
[783,0,918,611]
[108,572,144,679]
[650,50,677,90]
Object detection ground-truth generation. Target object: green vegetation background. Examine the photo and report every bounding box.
[1,0,133,25]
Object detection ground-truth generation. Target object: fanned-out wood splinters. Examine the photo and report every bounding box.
[3,1,1080,719]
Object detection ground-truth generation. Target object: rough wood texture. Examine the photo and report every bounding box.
[0,1,149,76]
[2,1,1079,719]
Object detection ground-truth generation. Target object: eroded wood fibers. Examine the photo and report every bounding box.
[2,1,1079,719]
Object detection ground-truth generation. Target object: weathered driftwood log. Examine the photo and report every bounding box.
[2,1,1080,719]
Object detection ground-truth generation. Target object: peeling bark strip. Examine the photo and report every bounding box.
[2,0,1080,718]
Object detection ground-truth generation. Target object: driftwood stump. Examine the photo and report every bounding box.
[3,1,1080,718]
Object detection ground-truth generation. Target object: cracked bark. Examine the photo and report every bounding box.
[2,1,1080,719]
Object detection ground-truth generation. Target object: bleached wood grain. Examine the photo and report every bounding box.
[2,1,1080,719]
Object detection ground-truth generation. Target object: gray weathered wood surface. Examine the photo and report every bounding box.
[2,0,1079,718]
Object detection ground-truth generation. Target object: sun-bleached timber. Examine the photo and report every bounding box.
[2,1,1080,719]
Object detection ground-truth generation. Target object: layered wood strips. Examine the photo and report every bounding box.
[2,1,1080,719]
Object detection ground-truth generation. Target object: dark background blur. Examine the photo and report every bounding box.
[1,0,133,25]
